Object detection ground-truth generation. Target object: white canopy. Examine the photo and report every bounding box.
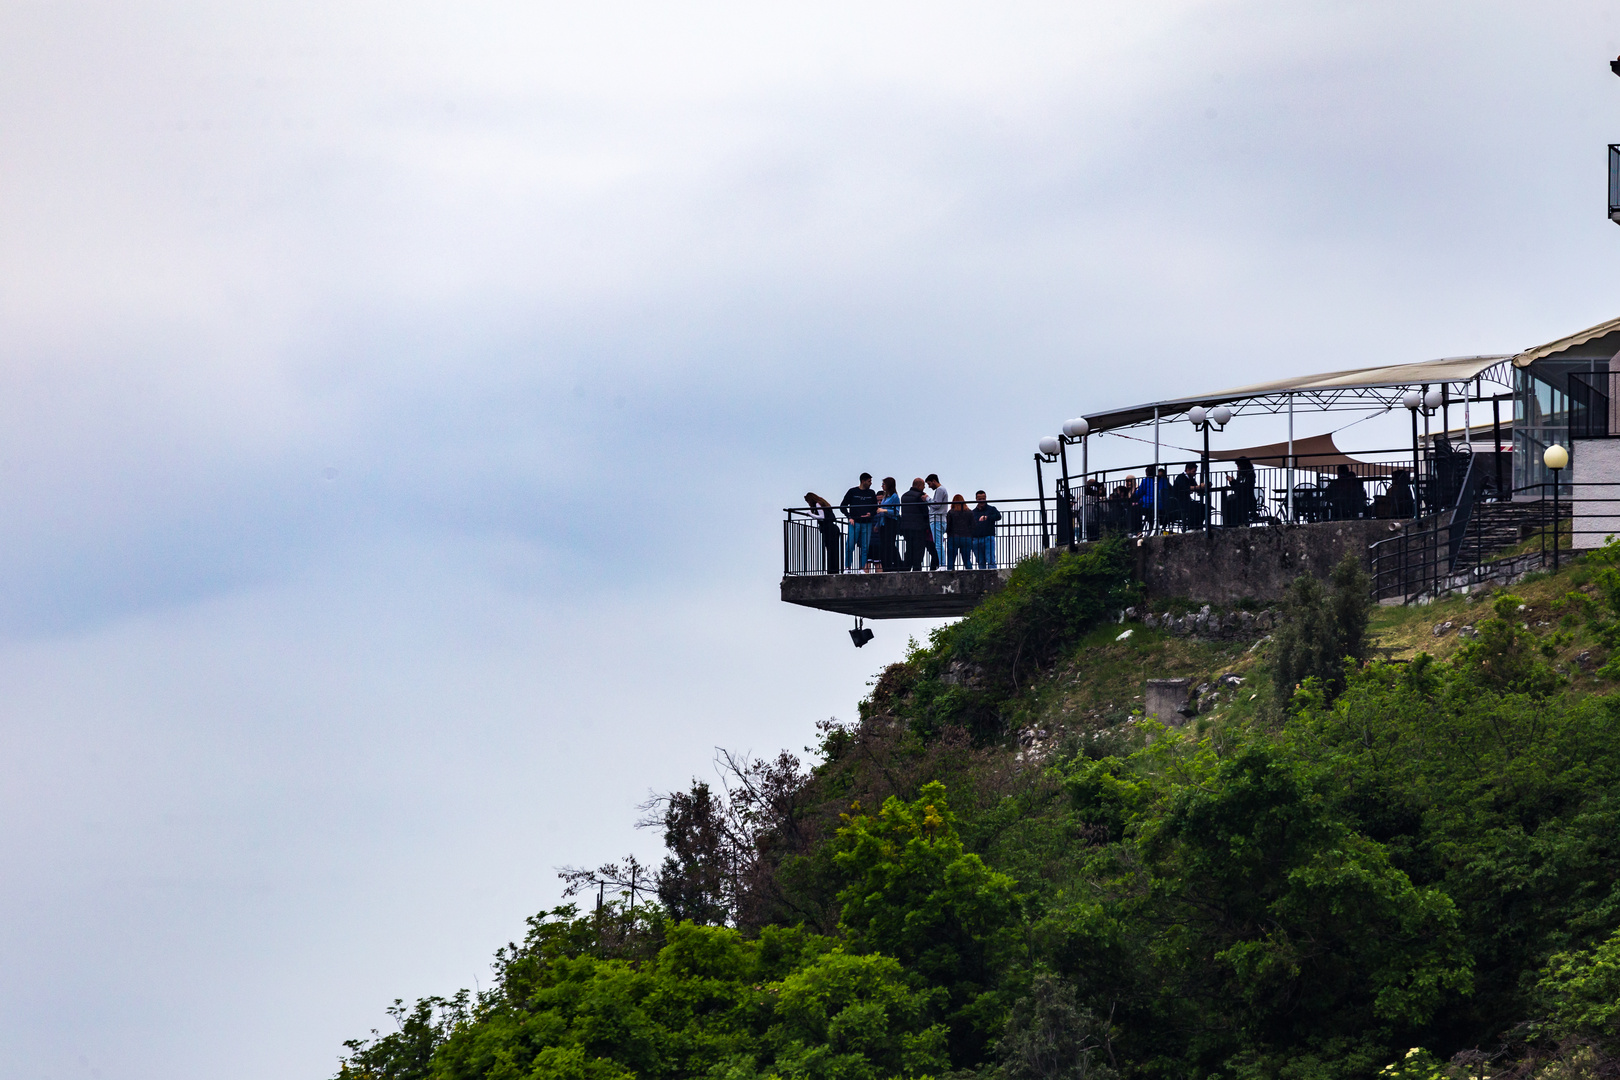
[1082,355,1512,434]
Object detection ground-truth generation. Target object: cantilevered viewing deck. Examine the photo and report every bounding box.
[780,567,1012,619]
[781,314,1620,620]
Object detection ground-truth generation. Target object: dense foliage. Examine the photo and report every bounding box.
[337,544,1620,1080]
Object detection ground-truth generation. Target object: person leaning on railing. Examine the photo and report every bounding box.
[945,494,974,569]
[839,473,878,569]
[805,493,843,574]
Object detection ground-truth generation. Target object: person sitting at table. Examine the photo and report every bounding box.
[1172,463,1207,527]
[1136,468,1176,532]
[1082,476,1106,535]
[1389,468,1416,518]
[1115,474,1139,532]
[1226,457,1256,526]
[1326,464,1366,520]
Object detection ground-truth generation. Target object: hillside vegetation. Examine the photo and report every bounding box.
[335,539,1620,1080]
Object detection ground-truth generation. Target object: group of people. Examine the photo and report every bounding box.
[804,474,1002,573]
[1089,460,1243,533]
[1085,458,1418,533]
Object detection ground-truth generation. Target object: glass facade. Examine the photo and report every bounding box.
[1514,365,1569,491]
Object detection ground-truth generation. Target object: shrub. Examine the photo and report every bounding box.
[1270,553,1372,706]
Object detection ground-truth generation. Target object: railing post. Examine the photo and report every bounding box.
[1035,454,1050,549]
[1492,396,1504,499]
[1080,436,1089,543]
[1553,469,1562,572]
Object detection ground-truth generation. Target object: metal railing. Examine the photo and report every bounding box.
[1368,481,1620,602]
[784,498,1053,576]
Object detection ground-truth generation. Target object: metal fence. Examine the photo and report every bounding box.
[1368,481,1620,602]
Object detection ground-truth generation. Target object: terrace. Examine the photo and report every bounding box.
[782,316,1620,621]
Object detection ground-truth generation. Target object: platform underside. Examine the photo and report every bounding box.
[779,568,1012,619]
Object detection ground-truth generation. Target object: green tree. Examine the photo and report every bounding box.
[768,951,950,1080]
[1271,554,1372,706]
[1131,742,1472,1079]
[833,781,1022,1064]
[1538,926,1620,1044]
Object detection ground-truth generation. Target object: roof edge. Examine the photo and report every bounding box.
[1513,315,1620,367]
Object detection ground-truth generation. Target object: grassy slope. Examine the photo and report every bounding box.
[1007,557,1618,746]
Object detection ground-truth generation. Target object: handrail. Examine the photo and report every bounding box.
[1446,453,1482,572]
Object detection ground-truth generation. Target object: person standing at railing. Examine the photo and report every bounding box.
[970,490,1001,569]
[875,477,902,571]
[945,494,974,569]
[840,473,878,569]
[926,474,949,570]
[899,477,934,572]
[804,493,843,574]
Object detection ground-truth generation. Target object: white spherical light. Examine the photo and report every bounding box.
[1403,390,1421,411]
[1038,436,1061,457]
[1424,388,1445,410]
[1061,417,1090,439]
[1544,444,1570,470]
[1211,406,1233,427]
[1187,406,1208,426]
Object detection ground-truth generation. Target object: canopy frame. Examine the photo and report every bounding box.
[1081,357,1515,435]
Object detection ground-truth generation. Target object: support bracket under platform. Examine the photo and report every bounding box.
[780,568,1011,619]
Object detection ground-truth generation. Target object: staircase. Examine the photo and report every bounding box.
[1451,500,1569,570]
[1370,499,1571,603]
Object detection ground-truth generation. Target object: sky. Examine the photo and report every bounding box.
[2,2,1619,1077]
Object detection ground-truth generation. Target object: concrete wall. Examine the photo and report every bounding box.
[1144,679,1193,725]
[1131,519,1394,604]
[1571,437,1620,550]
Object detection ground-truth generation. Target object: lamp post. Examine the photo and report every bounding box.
[1037,436,1061,550]
[1403,391,1422,520]
[1545,443,1569,571]
[1061,417,1090,545]
[1186,405,1231,532]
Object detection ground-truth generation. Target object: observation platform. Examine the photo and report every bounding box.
[780,567,1011,619]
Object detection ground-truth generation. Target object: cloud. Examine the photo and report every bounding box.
[3,1,1620,1076]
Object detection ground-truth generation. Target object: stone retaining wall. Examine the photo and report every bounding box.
[1132,520,1396,604]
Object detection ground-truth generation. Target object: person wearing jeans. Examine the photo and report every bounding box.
[970,490,1001,569]
[898,477,939,572]
[945,494,974,569]
[926,473,949,570]
[839,472,878,568]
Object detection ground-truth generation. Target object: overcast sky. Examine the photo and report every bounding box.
[3,2,1619,1078]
